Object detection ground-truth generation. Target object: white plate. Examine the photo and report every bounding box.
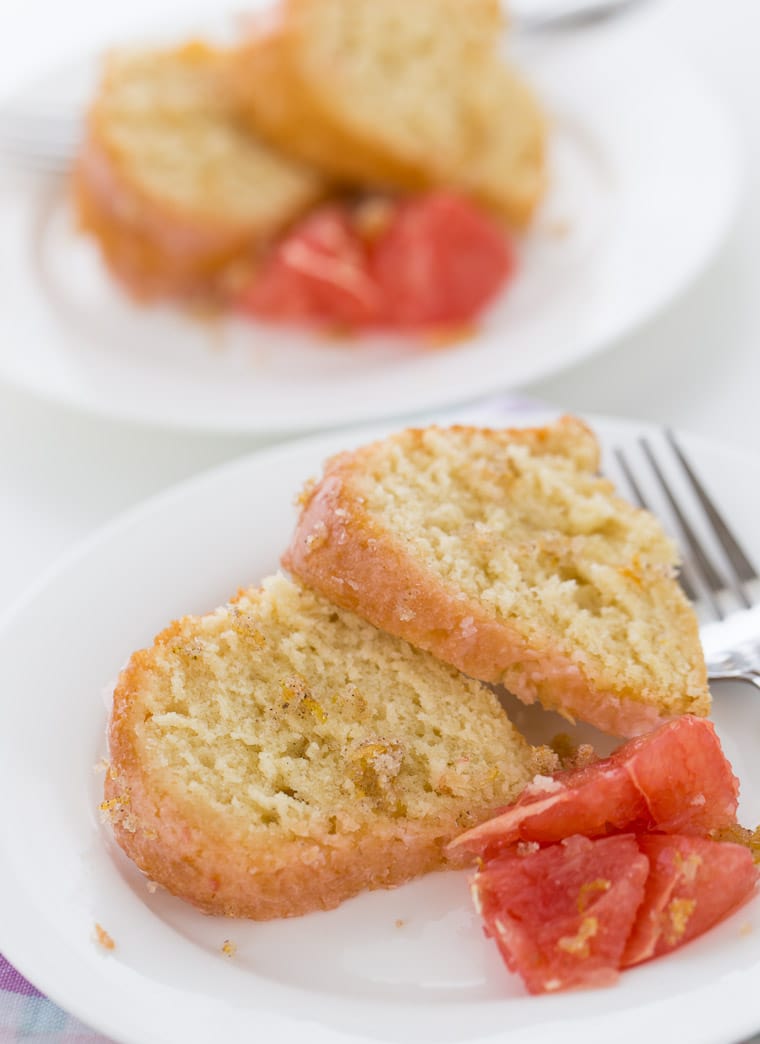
[1,407,760,1044]
[0,9,741,435]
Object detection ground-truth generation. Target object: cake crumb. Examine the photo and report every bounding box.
[550,733,597,771]
[221,939,237,958]
[395,918,406,928]
[740,922,753,937]
[530,744,560,776]
[712,823,760,864]
[99,791,132,827]
[94,923,115,951]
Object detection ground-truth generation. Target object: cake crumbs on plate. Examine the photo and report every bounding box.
[740,922,754,937]
[712,823,760,863]
[94,923,115,951]
[395,918,406,928]
[221,939,237,958]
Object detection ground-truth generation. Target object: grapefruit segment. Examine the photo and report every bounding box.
[474,834,649,994]
[238,205,381,326]
[371,191,515,327]
[450,717,739,858]
[238,192,514,331]
[622,834,758,966]
[623,718,739,834]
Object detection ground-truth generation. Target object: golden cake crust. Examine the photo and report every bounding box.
[283,418,710,737]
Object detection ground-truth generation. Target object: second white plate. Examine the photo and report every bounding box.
[1,408,760,1044]
[0,10,741,434]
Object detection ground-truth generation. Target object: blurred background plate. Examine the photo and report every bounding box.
[0,8,741,435]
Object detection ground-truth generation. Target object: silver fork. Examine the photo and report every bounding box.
[613,431,760,691]
[0,106,82,176]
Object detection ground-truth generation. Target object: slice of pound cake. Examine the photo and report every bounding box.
[283,417,710,737]
[104,574,536,919]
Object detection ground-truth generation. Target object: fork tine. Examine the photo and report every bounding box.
[658,432,752,612]
[613,446,699,603]
[640,437,751,619]
[613,447,649,510]
[665,429,759,585]
[639,438,728,589]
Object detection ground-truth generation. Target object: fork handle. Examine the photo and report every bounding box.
[707,670,760,691]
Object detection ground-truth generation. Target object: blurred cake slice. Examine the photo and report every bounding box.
[230,0,546,227]
[74,41,325,300]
